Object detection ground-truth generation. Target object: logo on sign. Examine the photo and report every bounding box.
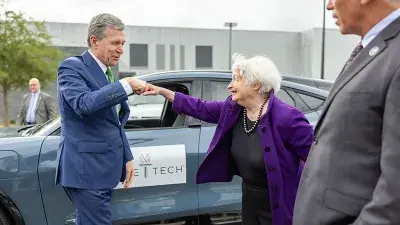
[139,153,152,178]
[115,144,187,189]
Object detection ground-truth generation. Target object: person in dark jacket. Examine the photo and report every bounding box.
[143,53,314,225]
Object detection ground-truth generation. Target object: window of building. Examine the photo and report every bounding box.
[195,46,213,68]
[180,45,185,70]
[170,45,175,70]
[156,44,165,70]
[130,44,148,67]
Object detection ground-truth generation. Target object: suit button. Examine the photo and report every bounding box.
[271,185,278,191]
[273,203,279,208]
[268,166,275,171]
[264,146,270,152]
[119,145,123,148]
[261,127,266,132]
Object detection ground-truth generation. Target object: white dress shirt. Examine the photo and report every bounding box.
[26,91,40,123]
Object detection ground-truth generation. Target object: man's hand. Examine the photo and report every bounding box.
[125,77,146,95]
[123,160,134,189]
[142,83,176,102]
[142,83,161,96]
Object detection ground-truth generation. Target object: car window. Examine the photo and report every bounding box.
[275,90,295,107]
[315,83,333,91]
[210,81,229,101]
[210,81,321,114]
[31,116,61,136]
[128,94,165,106]
[294,92,324,111]
[284,89,311,112]
[124,81,192,129]
[127,94,165,119]
[210,81,299,107]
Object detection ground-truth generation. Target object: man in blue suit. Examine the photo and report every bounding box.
[55,13,146,225]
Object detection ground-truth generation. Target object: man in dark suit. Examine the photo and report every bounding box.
[293,0,400,224]
[55,13,146,225]
[17,78,56,125]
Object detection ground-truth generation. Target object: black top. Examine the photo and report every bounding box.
[231,113,269,188]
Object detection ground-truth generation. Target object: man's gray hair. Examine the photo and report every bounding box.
[231,53,282,94]
[87,13,125,47]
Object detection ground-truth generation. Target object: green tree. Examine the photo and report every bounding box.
[0,7,63,126]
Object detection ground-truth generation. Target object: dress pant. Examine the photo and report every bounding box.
[242,182,273,225]
[64,187,113,225]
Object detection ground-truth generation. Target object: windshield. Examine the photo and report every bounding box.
[29,116,61,136]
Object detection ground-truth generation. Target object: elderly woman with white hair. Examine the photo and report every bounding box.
[142,54,313,225]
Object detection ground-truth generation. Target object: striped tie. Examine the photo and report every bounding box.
[345,42,363,67]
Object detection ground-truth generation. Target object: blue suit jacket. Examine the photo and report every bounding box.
[55,50,133,189]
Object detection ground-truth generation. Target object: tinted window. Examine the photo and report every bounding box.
[210,81,298,109]
[210,81,324,114]
[275,90,295,107]
[127,95,165,119]
[295,92,324,111]
[284,89,310,112]
[195,46,213,68]
[130,44,148,67]
[210,81,229,101]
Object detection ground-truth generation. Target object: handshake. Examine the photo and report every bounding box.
[124,77,161,96]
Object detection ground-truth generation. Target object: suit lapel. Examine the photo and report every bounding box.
[315,16,400,134]
[119,101,130,125]
[23,94,31,117]
[34,92,43,113]
[82,50,109,87]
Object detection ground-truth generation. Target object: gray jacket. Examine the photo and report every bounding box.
[293,17,400,225]
[17,91,57,125]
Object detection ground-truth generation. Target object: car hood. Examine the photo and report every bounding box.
[0,136,46,149]
[0,126,24,138]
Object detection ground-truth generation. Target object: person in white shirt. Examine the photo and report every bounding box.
[17,78,56,125]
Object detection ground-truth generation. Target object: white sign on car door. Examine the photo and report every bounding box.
[115,144,187,189]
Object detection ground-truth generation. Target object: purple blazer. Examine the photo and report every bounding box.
[172,91,313,225]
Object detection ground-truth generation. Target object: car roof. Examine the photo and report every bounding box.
[136,70,329,97]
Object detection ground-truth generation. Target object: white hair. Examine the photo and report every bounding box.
[231,53,281,94]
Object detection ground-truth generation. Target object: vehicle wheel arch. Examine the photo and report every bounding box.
[0,189,25,225]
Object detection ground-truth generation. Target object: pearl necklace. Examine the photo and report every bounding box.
[243,97,269,134]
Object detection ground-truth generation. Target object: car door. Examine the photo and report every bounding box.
[195,79,243,225]
[37,78,203,225]
[110,78,202,225]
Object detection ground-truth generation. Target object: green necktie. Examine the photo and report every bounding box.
[105,67,115,83]
[105,67,120,117]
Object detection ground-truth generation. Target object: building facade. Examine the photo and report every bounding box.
[0,22,359,123]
